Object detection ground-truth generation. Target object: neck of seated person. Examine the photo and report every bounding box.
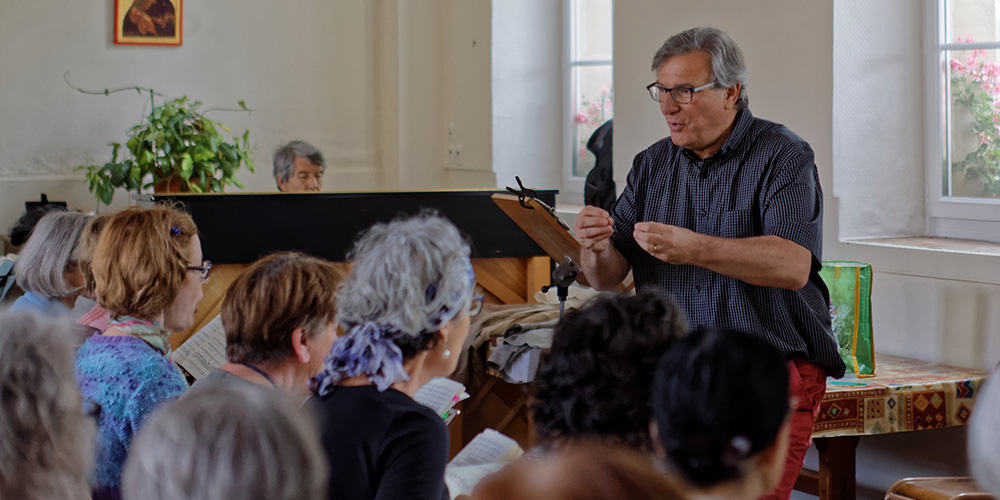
[337,348,437,399]
[684,471,770,500]
[667,443,787,500]
[218,360,312,400]
[57,294,79,310]
[101,311,166,337]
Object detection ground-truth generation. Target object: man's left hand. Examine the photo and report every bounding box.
[633,221,701,264]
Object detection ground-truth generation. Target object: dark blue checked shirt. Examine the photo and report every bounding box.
[610,109,845,378]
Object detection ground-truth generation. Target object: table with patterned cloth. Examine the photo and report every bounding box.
[795,353,991,500]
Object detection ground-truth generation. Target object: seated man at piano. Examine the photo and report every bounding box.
[273,140,326,192]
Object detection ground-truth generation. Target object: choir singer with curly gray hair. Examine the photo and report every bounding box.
[310,211,484,500]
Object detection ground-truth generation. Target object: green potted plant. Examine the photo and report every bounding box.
[73,81,254,206]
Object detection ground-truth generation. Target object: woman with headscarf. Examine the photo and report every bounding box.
[311,211,483,500]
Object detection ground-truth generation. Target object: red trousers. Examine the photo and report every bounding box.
[760,359,827,500]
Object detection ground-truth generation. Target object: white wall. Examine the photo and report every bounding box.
[0,0,494,238]
[615,1,991,498]
[833,1,925,238]
[492,0,564,192]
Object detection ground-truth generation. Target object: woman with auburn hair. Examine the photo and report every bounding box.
[189,251,344,400]
[9,209,90,316]
[311,211,483,500]
[75,204,209,500]
[471,442,687,500]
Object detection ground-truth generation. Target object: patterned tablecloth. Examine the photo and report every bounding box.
[814,353,991,438]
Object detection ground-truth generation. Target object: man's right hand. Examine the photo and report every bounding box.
[574,205,615,253]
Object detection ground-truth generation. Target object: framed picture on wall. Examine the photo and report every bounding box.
[114,0,182,46]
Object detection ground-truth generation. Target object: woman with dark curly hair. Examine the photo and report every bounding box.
[531,291,687,452]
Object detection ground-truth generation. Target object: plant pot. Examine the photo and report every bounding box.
[154,177,184,194]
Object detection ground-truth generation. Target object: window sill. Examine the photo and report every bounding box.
[842,236,1000,257]
[840,236,1000,286]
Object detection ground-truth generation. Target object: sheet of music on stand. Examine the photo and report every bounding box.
[414,377,469,424]
[172,314,227,380]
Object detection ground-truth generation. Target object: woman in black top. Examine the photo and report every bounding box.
[310,211,483,500]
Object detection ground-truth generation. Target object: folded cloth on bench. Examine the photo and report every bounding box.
[454,303,560,386]
[487,320,557,383]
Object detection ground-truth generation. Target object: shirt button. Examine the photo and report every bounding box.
[700,209,707,217]
[695,285,701,292]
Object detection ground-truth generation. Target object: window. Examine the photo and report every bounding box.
[566,0,613,188]
[929,0,1000,240]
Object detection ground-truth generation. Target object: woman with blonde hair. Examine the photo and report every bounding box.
[75,214,113,332]
[75,204,209,500]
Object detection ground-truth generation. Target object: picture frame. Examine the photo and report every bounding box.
[114,0,182,46]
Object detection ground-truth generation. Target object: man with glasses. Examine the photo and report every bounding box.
[573,27,844,500]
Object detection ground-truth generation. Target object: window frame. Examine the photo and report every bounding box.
[926,0,1000,241]
[562,0,613,202]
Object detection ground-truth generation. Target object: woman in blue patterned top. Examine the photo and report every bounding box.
[74,205,209,500]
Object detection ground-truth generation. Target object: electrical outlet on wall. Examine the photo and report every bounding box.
[447,143,463,166]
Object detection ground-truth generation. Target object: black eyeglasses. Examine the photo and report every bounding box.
[646,82,715,104]
[187,260,212,279]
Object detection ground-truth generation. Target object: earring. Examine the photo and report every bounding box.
[443,348,451,359]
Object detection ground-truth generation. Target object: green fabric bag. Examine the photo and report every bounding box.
[818,261,875,377]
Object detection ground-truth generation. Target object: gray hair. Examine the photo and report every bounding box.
[122,384,328,500]
[13,210,90,299]
[336,211,474,354]
[651,27,749,111]
[273,140,326,186]
[970,370,1000,496]
[0,311,95,500]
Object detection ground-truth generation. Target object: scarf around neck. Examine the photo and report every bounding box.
[108,316,172,357]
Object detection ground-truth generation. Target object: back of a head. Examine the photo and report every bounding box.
[92,205,197,319]
[652,327,789,488]
[0,311,95,500]
[969,367,1000,496]
[310,210,475,394]
[12,210,90,299]
[77,214,112,299]
[471,442,687,500]
[122,383,328,500]
[335,210,472,354]
[532,292,687,451]
[222,251,343,366]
